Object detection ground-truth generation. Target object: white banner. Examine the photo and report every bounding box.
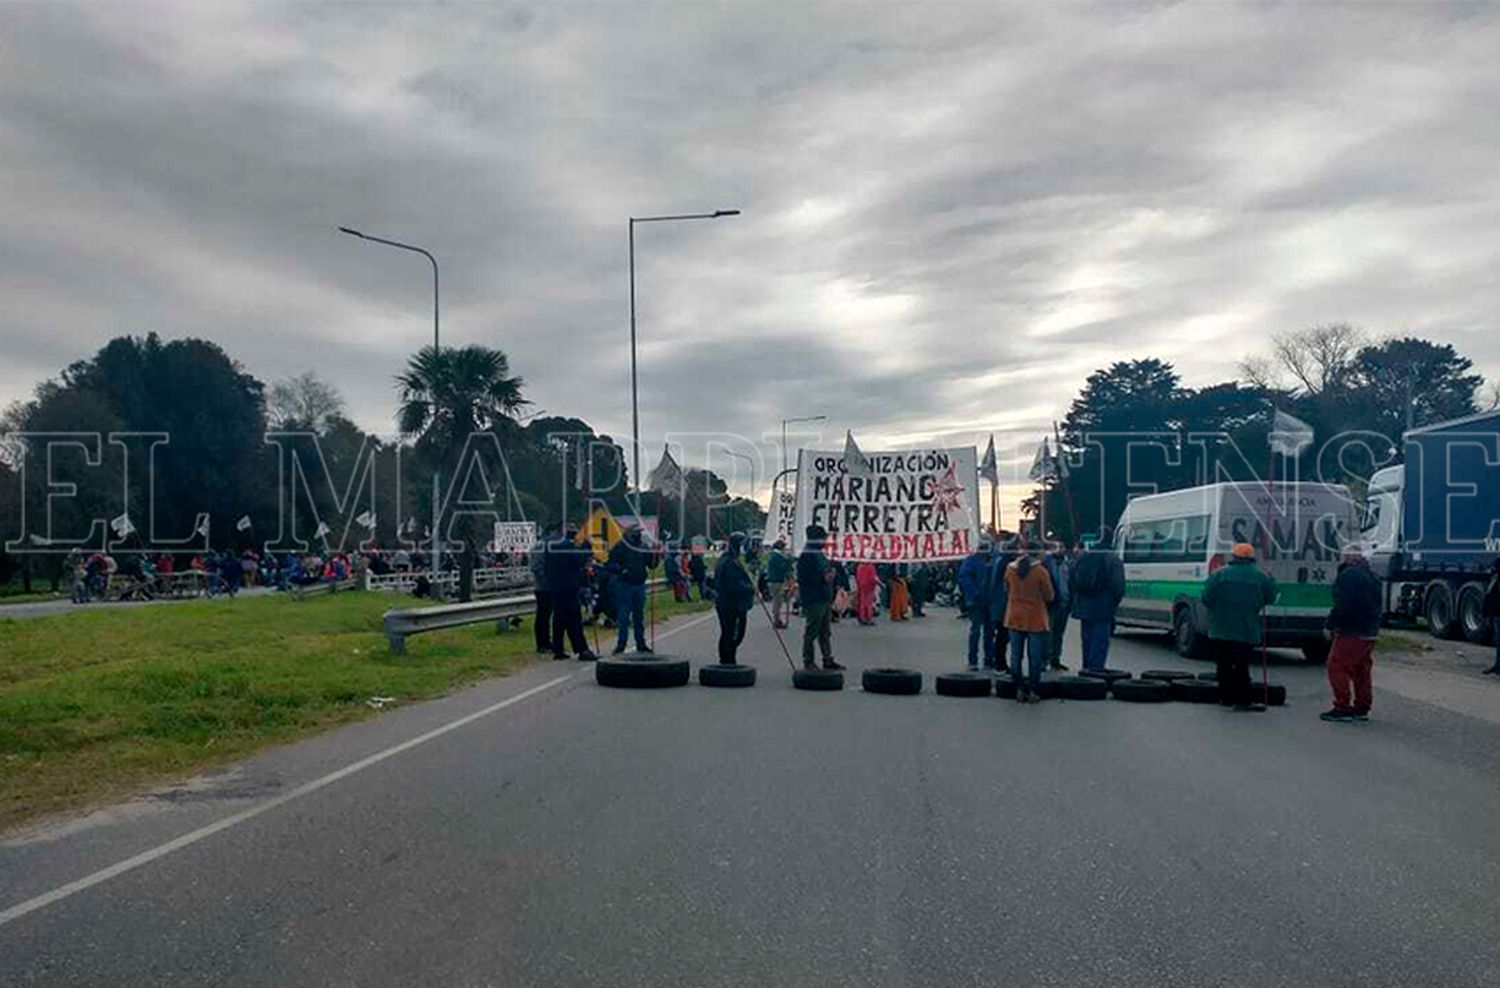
[792,446,981,561]
[492,521,538,554]
[764,488,797,548]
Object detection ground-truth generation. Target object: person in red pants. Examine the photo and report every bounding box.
[1322,547,1383,722]
[854,561,880,625]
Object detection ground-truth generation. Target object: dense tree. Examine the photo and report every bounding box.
[268,371,347,430]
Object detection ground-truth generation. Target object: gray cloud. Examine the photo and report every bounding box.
[2,1,1498,518]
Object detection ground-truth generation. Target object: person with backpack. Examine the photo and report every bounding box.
[1202,542,1278,712]
[713,533,757,664]
[1070,530,1126,673]
[1321,546,1383,721]
[1004,544,1055,702]
[1482,558,1500,676]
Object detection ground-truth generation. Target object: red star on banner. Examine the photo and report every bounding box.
[932,463,963,514]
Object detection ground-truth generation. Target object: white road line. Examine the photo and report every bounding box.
[0,606,720,929]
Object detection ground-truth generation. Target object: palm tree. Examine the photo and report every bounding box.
[397,345,527,600]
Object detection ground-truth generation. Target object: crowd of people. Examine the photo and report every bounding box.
[67,547,368,602]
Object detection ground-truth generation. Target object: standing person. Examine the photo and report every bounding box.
[689,550,708,601]
[545,527,596,661]
[1485,559,1500,676]
[958,543,995,670]
[1321,546,1383,722]
[714,533,756,664]
[1202,542,1278,712]
[797,525,842,670]
[1004,545,1055,703]
[909,563,929,618]
[607,527,653,655]
[831,560,851,621]
[528,533,553,655]
[854,561,880,625]
[765,539,794,628]
[1044,544,1073,670]
[889,564,911,621]
[1070,529,1126,673]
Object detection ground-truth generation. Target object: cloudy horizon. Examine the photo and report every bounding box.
[4,1,1499,515]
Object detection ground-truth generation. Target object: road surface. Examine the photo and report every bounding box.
[4,606,1499,987]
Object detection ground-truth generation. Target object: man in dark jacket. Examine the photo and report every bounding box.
[688,551,708,600]
[797,525,842,670]
[607,527,653,655]
[1483,558,1500,676]
[765,539,794,628]
[528,533,552,654]
[714,533,757,664]
[545,527,596,661]
[1202,542,1278,711]
[1322,546,1384,721]
[957,543,994,670]
[1070,530,1126,673]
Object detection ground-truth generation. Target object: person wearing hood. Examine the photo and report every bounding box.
[1321,545,1383,722]
[854,560,881,625]
[607,526,654,655]
[714,533,757,665]
[1004,543,1055,702]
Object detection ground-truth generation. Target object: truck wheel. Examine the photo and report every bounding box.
[1173,606,1207,659]
[1301,640,1331,664]
[1457,582,1489,644]
[1425,582,1460,640]
[596,655,691,689]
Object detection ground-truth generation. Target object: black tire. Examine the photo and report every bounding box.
[862,667,923,696]
[1174,606,1209,659]
[596,655,691,689]
[1110,679,1172,702]
[1034,678,1062,700]
[1139,669,1196,682]
[1055,675,1108,700]
[793,668,844,691]
[995,678,1018,700]
[1426,582,1460,640]
[1301,640,1331,664]
[698,663,757,688]
[1250,682,1287,706]
[935,672,992,698]
[1169,678,1222,704]
[1079,668,1133,682]
[995,677,1057,699]
[1458,582,1489,644]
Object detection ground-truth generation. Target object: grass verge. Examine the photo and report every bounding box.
[0,588,710,832]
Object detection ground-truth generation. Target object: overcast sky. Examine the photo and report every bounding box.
[4,2,1499,514]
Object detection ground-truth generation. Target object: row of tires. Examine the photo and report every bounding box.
[595,657,1285,705]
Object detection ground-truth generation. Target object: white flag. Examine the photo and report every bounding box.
[196,516,212,538]
[1028,439,1057,483]
[110,513,135,538]
[355,510,376,530]
[979,434,999,483]
[404,517,417,534]
[574,445,587,491]
[236,515,252,532]
[647,445,685,495]
[1269,408,1315,457]
[843,430,874,479]
[29,533,51,547]
[314,521,331,539]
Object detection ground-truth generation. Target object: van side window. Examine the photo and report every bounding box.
[1124,514,1211,564]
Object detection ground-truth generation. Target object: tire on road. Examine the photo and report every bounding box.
[596,655,691,689]
[793,668,844,691]
[935,672,992,697]
[1139,669,1196,682]
[1169,678,1222,704]
[1174,605,1210,659]
[1055,675,1108,700]
[698,663,757,688]
[862,667,923,696]
[1110,679,1172,702]
[1079,668,1133,682]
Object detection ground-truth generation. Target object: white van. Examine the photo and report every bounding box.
[1112,482,1355,662]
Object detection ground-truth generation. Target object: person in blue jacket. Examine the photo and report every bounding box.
[958,542,995,670]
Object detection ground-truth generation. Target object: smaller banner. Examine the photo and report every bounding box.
[764,488,797,547]
[492,521,539,554]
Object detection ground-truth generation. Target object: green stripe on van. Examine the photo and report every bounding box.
[1123,579,1332,610]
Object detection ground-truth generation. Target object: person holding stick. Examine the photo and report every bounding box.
[797,524,843,670]
[714,533,756,665]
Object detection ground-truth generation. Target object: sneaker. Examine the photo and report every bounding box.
[822,660,846,671]
[1051,663,1069,672]
[611,646,626,656]
[636,645,653,655]
[968,663,979,671]
[1350,709,1370,722]
[803,660,817,670]
[553,653,570,661]
[1484,667,1500,676]
[1320,709,1353,721]
[577,652,599,662]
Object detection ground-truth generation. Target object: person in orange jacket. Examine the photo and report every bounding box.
[1004,545,1055,703]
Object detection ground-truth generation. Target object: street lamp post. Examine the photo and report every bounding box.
[722,449,757,505]
[780,414,827,473]
[338,225,443,576]
[628,209,740,499]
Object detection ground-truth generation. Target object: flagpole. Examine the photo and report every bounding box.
[1054,421,1079,544]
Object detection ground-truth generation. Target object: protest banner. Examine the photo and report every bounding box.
[764,488,797,547]
[792,446,980,561]
[492,521,538,554]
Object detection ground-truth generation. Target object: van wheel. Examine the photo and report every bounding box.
[1425,582,1460,640]
[1301,640,1331,664]
[1457,582,1488,644]
[1173,607,1207,659]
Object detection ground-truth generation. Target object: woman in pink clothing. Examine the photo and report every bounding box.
[854,561,881,625]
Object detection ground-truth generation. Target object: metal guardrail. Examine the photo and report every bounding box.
[289,578,359,601]
[363,566,531,595]
[382,578,666,654]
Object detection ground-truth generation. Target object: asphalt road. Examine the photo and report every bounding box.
[4,605,1500,987]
